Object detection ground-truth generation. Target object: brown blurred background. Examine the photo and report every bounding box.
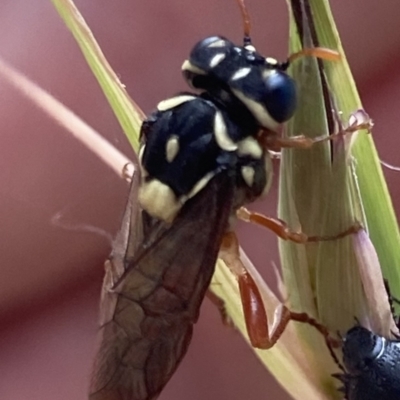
[1,0,400,399]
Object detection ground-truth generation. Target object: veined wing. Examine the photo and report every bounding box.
[89,172,235,400]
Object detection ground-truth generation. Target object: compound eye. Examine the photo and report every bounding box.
[262,70,297,123]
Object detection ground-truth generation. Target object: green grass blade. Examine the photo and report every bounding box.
[50,0,143,152]
[276,1,400,396]
[305,0,400,293]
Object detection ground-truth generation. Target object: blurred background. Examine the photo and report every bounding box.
[1,0,400,399]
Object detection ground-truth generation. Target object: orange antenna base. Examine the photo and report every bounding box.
[236,0,252,44]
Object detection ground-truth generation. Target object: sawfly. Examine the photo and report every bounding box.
[89,1,340,399]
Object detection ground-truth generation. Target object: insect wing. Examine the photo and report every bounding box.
[89,172,235,400]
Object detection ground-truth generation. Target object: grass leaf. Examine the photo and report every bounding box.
[50,0,144,152]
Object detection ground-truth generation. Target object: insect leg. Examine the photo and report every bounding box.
[237,207,362,243]
[383,279,400,334]
[218,232,341,358]
[236,207,306,243]
[260,110,373,151]
[218,231,271,348]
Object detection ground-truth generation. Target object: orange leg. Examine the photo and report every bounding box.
[218,232,341,358]
[237,208,307,243]
[237,207,362,243]
[259,110,373,152]
[218,231,270,348]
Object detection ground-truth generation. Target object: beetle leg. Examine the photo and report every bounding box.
[237,207,362,243]
[383,279,400,333]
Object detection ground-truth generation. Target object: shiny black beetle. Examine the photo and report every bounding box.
[336,325,400,400]
[333,284,400,400]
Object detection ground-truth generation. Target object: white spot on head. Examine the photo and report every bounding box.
[214,111,237,151]
[231,88,280,131]
[157,95,196,112]
[166,135,180,163]
[237,137,262,159]
[208,39,227,48]
[230,67,251,81]
[241,166,255,187]
[181,60,207,75]
[265,57,278,65]
[138,179,182,222]
[209,53,226,68]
